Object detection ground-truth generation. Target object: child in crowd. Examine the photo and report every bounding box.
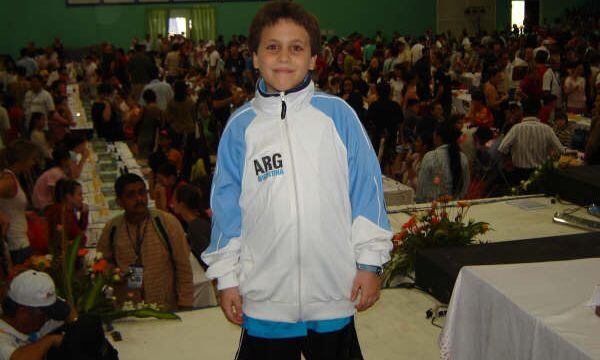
[203,3,392,358]
[464,91,494,128]
[552,112,574,148]
[153,161,185,214]
[44,178,88,254]
[29,112,52,160]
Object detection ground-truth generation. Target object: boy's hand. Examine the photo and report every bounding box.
[220,287,243,325]
[351,270,381,312]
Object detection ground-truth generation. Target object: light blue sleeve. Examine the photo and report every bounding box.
[201,104,255,289]
[312,94,392,267]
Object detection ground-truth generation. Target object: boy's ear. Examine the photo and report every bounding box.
[252,52,260,70]
[309,54,317,71]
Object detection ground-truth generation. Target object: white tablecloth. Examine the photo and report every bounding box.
[568,114,592,131]
[67,83,93,130]
[382,176,414,206]
[441,258,600,360]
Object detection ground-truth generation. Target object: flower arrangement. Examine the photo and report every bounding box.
[511,154,582,195]
[10,235,179,323]
[382,196,490,287]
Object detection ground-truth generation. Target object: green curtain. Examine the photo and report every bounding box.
[146,9,168,45]
[190,6,216,42]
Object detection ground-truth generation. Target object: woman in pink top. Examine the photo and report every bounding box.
[564,63,587,114]
[49,96,75,142]
[32,148,73,211]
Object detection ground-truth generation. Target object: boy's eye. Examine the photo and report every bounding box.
[266,44,279,51]
[291,45,304,53]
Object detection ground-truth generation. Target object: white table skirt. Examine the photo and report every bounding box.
[441,258,600,360]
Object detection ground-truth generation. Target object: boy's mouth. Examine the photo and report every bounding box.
[274,68,294,74]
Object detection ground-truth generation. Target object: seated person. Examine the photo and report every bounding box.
[31,148,72,211]
[153,162,185,214]
[552,112,574,148]
[28,112,52,161]
[59,133,90,179]
[172,184,210,269]
[0,270,73,360]
[156,130,183,173]
[44,179,88,254]
[464,91,494,128]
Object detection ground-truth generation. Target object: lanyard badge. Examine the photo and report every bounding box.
[127,265,144,289]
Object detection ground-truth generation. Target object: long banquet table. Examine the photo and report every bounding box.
[81,140,152,247]
[387,195,590,242]
[441,258,600,360]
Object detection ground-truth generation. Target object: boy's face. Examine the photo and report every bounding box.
[253,19,316,92]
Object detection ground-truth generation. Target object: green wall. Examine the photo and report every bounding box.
[496,0,511,31]
[0,0,435,58]
[540,0,587,24]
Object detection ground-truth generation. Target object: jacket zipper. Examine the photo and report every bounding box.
[280,91,302,321]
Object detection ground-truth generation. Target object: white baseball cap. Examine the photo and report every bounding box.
[205,40,215,48]
[7,270,70,320]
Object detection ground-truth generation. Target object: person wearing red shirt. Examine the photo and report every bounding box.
[44,179,88,254]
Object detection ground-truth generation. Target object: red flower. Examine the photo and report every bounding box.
[92,259,108,273]
[431,216,440,225]
[402,216,417,229]
[438,195,453,204]
[77,249,89,257]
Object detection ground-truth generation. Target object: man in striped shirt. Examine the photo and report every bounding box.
[498,98,564,183]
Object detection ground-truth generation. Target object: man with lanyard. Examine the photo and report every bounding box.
[96,173,193,311]
[0,270,74,360]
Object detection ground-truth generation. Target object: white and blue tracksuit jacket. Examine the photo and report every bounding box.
[202,76,393,327]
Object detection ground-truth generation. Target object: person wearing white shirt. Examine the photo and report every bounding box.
[15,49,38,77]
[542,63,561,103]
[498,98,564,182]
[206,40,221,77]
[462,35,471,50]
[563,63,587,113]
[139,69,174,111]
[411,39,425,64]
[0,270,74,360]
[22,75,54,128]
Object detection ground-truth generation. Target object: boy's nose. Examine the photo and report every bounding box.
[277,49,290,62]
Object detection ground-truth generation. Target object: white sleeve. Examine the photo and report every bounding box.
[542,70,553,92]
[46,92,55,112]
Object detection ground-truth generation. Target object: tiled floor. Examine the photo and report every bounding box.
[112,289,443,359]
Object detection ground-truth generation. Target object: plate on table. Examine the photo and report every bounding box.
[100,172,118,183]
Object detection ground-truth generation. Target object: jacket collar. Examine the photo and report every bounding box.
[252,75,314,118]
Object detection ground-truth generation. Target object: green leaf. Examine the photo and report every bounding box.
[63,236,82,305]
[83,272,105,313]
[100,308,181,322]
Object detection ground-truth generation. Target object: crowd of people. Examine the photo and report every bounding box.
[0,1,598,357]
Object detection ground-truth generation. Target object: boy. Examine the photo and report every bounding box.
[202,3,392,359]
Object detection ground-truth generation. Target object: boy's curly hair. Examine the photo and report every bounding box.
[249,1,321,56]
